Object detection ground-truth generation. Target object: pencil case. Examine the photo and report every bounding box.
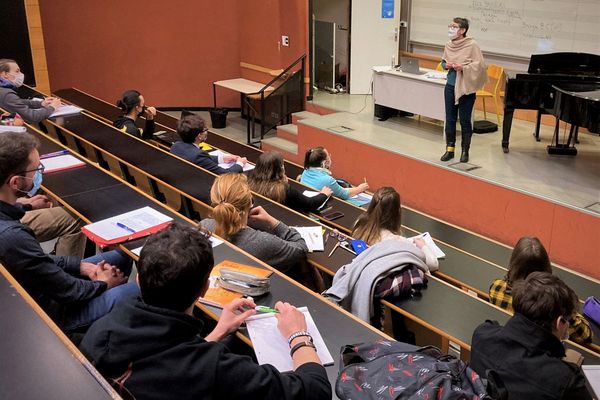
[217,268,271,297]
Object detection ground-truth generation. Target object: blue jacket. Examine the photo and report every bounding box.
[170,142,242,175]
[0,201,106,322]
[300,168,350,200]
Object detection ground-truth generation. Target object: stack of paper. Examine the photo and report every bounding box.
[209,149,255,171]
[408,232,445,258]
[41,154,85,173]
[246,307,334,372]
[49,105,82,118]
[81,206,173,246]
[302,190,321,198]
[292,226,324,252]
[425,71,447,80]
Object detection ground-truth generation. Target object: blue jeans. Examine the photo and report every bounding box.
[444,84,476,149]
[63,250,139,331]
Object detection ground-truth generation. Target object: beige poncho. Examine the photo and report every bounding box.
[443,37,487,104]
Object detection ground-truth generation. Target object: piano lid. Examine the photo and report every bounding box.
[528,52,600,76]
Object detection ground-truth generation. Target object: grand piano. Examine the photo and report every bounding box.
[501,52,600,155]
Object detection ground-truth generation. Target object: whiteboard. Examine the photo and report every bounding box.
[410,0,600,58]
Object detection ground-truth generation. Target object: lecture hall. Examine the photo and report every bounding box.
[0,0,599,399]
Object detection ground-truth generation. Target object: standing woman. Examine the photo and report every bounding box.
[440,18,487,163]
[114,90,156,139]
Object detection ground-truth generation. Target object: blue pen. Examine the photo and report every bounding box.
[116,222,136,234]
[40,149,69,159]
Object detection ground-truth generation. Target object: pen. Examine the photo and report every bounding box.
[116,222,136,234]
[363,177,367,184]
[40,149,69,159]
[328,241,340,257]
[255,306,279,313]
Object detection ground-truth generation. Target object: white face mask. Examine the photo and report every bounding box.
[448,27,459,39]
[10,72,25,88]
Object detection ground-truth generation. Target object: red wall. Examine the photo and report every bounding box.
[39,0,308,107]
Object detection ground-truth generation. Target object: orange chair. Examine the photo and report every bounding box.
[476,64,504,126]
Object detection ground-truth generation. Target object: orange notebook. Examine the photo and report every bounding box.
[197,260,272,308]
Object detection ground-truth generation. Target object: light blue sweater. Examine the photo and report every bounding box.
[299,168,350,200]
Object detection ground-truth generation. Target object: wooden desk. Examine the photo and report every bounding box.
[373,67,446,121]
[0,267,117,400]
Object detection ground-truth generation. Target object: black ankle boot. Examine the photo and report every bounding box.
[460,148,469,163]
[440,145,455,162]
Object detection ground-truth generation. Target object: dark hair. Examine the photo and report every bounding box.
[247,151,288,202]
[303,147,328,169]
[453,17,469,36]
[0,59,17,74]
[352,187,402,245]
[505,236,551,285]
[0,131,40,183]
[176,114,206,143]
[116,90,142,114]
[512,272,578,332]
[138,223,214,311]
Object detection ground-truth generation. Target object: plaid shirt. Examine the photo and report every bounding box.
[489,279,592,344]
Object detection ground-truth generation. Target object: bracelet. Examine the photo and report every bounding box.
[290,340,316,357]
[288,331,312,346]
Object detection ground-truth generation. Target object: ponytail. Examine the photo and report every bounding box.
[116,90,142,114]
[212,202,244,239]
[303,147,328,169]
[209,174,252,239]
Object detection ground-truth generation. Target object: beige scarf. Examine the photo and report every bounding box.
[443,37,487,104]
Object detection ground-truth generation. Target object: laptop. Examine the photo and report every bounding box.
[400,57,427,75]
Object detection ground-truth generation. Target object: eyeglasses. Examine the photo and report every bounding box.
[5,164,44,184]
[448,24,460,29]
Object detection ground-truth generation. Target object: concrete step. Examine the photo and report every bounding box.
[291,111,321,124]
[276,123,298,143]
[262,136,301,164]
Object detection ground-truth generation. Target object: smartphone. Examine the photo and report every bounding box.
[321,210,344,221]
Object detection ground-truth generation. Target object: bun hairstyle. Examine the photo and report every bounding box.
[116,90,142,114]
[303,146,328,169]
[210,174,253,239]
[352,187,402,245]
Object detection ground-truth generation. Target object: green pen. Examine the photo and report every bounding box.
[255,306,279,313]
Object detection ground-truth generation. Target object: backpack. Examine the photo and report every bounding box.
[336,341,490,400]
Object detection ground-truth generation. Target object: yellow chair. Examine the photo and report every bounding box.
[436,62,444,71]
[476,64,504,126]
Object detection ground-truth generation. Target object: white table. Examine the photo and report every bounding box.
[213,78,274,108]
[372,67,447,121]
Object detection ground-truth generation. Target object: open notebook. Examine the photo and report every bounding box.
[246,307,334,372]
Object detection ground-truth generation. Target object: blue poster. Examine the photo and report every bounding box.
[382,0,394,18]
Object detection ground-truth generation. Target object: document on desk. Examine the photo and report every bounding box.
[408,232,445,258]
[131,236,223,257]
[292,226,324,252]
[49,105,82,118]
[424,71,447,80]
[348,192,373,207]
[41,154,85,173]
[302,190,321,198]
[246,307,334,372]
[209,150,255,171]
[81,206,173,246]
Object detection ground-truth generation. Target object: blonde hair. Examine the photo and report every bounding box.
[210,174,252,239]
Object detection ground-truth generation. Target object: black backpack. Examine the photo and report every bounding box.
[336,341,491,400]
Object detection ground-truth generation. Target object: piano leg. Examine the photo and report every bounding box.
[502,109,514,153]
[533,110,542,142]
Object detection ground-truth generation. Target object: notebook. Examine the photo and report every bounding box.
[49,105,82,118]
[291,226,325,252]
[246,307,334,372]
[408,232,445,258]
[41,154,85,173]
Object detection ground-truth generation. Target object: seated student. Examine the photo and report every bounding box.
[171,114,247,174]
[248,151,332,213]
[0,131,138,332]
[113,90,157,139]
[200,174,308,274]
[471,272,592,400]
[352,187,439,271]
[489,236,591,344]
[81,223,331,400]
[300,147,368,201]
[0,59,61,123]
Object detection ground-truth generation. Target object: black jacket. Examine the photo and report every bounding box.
[284,185,329,213]
[0,201,106,321]
[170,141,243,174]
[81,299,332,400]
[471,313,592,400]
[113,116,155,140]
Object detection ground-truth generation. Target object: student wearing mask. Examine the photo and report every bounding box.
[0,131,138,332]
[113,90,157,139]
[247,151,331,213]
[440,18,487,163]
[352,187,439,271]
[489,236,592,344]
[170,114,247,174]
[81,223,331,400]
[0,59,61,123]
[471,272,592,400]
[300,147,369,201]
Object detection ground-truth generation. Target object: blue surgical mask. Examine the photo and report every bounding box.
[17,169,43,197]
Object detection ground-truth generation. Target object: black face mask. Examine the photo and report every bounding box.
[137,105,147,118]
